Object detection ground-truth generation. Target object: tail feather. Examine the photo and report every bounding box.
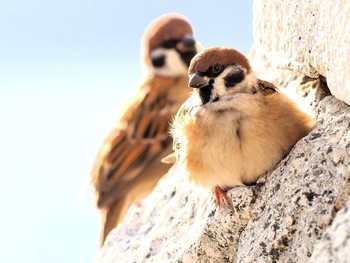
[99,197,130,247]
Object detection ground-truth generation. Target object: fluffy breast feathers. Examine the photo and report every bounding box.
[171,87,313,188]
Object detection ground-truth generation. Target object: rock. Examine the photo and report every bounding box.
[96,94,350,262]
[97,167,256,263]
[252,0,350,105]
[311,198,350,263]
[236,96,350,263]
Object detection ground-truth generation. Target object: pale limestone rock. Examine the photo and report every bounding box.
[252,0,350,105]
[96,93,350,262]
[236,96,350,263]
[97,165,255,262]
[311,198,350,263]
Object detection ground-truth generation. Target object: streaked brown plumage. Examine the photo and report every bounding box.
[91,14,199,246]
[170,47,314,207]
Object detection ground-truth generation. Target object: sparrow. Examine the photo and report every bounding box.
[91,14,200,246]
[169,47,314,208]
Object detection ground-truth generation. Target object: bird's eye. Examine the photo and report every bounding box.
[211,64,222,74]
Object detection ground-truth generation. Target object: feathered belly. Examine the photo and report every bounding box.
[182,113,285,189]
[183,117,245,188]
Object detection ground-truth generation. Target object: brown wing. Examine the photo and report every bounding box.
[258,79,279,95]
[91,76,187,208]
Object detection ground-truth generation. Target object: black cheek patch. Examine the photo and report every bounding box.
[224,69,245,88]
[199,86,213,105]
[179,50,197,67]
[151,56,165,68]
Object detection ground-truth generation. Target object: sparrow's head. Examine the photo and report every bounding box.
[143,14,199,77]
[188,47,259,107]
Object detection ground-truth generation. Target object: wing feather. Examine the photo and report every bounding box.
[258,79,279,95]
[91,77,185,208]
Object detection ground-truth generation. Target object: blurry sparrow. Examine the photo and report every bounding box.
[169,47,314,208]
[91,14,200,246]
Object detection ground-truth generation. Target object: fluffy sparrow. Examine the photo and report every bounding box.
[169,47,314,208]
[91,14,200,246]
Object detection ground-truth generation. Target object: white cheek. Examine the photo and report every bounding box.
[212,67,234,96]
[149,48,165,59]
[205,71,259,112]
[213,70,258,97]
[239,72,258,89]
[149,48,188,77]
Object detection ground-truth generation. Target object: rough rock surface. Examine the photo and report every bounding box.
[236,95,350,263]
[252,0,350,105]
[311,198,350,263]
[97,163,245,262]
[96,93,350,262]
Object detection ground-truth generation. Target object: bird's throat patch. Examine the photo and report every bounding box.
[199,85,213,105]
[179,50,197,67]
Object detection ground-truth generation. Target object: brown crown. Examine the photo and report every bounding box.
[142,14,194,65]
[189,47,251,74]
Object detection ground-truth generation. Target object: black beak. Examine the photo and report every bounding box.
[182,34,195,47]
[189,73,209,89]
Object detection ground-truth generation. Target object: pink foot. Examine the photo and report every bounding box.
[214,186,232,209]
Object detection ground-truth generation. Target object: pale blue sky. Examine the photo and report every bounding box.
[0,1,253,262]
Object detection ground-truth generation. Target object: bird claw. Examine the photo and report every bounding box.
[214,186,232,210]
